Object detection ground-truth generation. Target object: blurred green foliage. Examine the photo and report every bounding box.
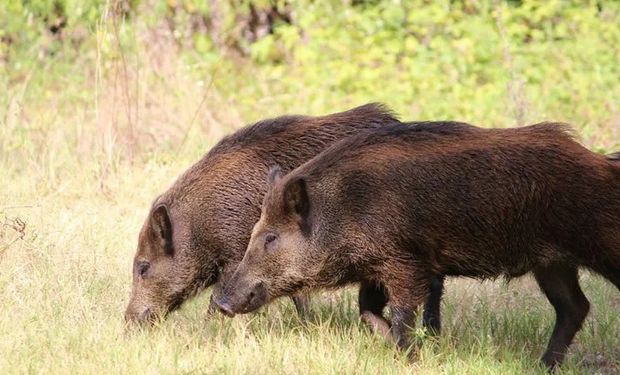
[2,0,620,154]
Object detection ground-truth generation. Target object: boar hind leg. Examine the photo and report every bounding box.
[292,294,310,319]
[534,264,590,369]
[359,281,391,339]
[422,275,445,335]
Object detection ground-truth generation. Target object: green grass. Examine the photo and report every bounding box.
[1,1,620,373]
[0,162,618,374]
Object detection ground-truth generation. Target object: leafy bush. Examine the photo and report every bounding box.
[2,0,620,163]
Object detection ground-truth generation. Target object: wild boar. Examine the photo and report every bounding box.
[124,103,414,326]
[215,122,620,368]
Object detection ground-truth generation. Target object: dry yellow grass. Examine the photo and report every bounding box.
[1,4,619,372]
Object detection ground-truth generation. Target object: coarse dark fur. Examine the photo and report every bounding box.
[216,122,620,368]
[124,103,410,325]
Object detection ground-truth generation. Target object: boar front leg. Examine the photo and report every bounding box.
[292,294,311,319]
[207,282,223,315]
[422,275,445,334]
[359,280,391,339]
[383,269,430,354]
[360,277,444,338]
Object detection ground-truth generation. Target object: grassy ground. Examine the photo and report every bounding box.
[1,122,619,374]
[2,1,620,373]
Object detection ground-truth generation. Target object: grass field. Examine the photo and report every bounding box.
[1,102,619,374]
[1,169,619,375]
[2,1,620,373]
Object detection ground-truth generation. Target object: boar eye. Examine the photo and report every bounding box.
[137,261,150,278]
[264,233,278,248]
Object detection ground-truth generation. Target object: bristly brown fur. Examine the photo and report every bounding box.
[222,121,620,368]
[125,103,401,324]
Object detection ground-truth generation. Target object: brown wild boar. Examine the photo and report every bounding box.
[215,122,620,368]
[124,104,401,325]
[125,103,469,330]
[124,100,481,330]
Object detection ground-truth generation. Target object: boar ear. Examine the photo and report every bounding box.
[151,204,173,256]
[283,177,310,222]
[267,165,284,186]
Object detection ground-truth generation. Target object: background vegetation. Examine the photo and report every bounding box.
[1,0,619,373]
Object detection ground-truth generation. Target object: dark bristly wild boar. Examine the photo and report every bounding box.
[215,122,620,368]
[124,103,410,326]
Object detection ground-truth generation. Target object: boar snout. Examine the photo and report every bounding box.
[214,280,268,316]
[124,304,156,326]
[214,298,235,317]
